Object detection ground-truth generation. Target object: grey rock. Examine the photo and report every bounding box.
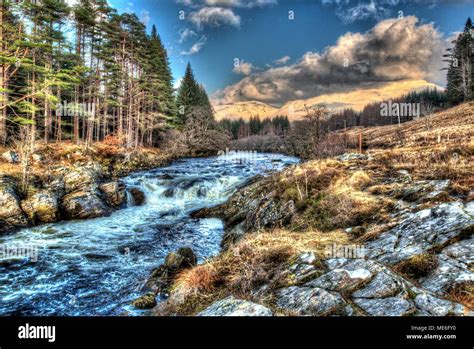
[413,293,468,316]
[198,296,272,317]
[64,166,101,193]
[353,297,416,316]
[289,252,324,283]
[305,267,373,292]
[352,271,401,298]
[99,181,127,208]
[60,190,110,220]
[442,236,474,266]
[0,178,28,232]
[366,202,474,265]
[419,254,474,296]
[276,286,345,316]
[337,153,368,162]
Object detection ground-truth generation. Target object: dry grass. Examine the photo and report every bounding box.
[445,282,474,310]
[393,253,439,281]
[156,229,349,316]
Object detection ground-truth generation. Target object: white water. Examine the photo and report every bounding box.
[0,153,299,316]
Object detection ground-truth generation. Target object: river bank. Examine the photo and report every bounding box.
[0,142,179,235]
[148,103,474,316]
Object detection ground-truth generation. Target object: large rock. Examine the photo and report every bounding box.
[145,247,197,294]
[351,271,401,299]
[413,293,471,316]
[288,252,325,284]
[63,165,101,193]
[353,297,416,316]
[99,181,127,208]
[365,202,474,265]
[0,177,28,232]
[275,286,345,316]
[21,191,59,224]
[198,296,273,317]
[132,292,157,309]
[305,267,373,293]
[60,190,110,220]
[129,188,146,206]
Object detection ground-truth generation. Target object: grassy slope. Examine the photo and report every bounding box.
[156,103,474,315]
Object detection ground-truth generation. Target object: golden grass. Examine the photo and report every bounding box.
[446,282,474,310]
[157,229,349,316]
[393,253,439,281]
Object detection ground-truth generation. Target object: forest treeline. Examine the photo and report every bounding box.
[0,0,218,152]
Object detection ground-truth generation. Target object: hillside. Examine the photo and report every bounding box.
[213,101,279,121]
[148,103,474,316]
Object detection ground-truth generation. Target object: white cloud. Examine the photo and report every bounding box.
[181,35,207,55]
[179,28,198,43]
[140,10,150,25]
[233,61,254,75]
[178,0,277,7]
[275,56,291,65]
[213,16,445,105]
[188,7,241,29]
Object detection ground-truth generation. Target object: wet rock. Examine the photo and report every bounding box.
[305,267,373,293]
[198,296,273,317]
[99,181,127,208]
[365,202,474,266]
[21,191,59,224]
[60,190,111,220]
[129,188,146,206]
[132,292,157,309]
[288,252,325,284]
[353,297,416,316]
[0,177,28,232]
[352,271,401,299]
[275,286,345,316]
[145,247,197,293]
[2,150,19,163]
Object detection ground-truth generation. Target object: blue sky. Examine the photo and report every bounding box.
[108,0,473,104]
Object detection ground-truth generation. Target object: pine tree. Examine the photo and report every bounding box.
[176,62,200,126]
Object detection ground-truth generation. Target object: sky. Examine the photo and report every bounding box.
[107,0,474,106]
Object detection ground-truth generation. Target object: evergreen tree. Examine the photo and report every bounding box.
[176,62,200,126]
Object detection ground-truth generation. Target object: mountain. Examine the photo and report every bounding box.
[213,79,443,121]
[213,101,279,121]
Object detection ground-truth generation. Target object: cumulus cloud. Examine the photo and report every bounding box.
[188,7,241,29]
[140,10,151,25]
[233,61,254,75]
[181,35,207,55]
[213,16,446,105]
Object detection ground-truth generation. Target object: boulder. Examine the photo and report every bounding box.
[413,293,470,316]
[351,271,401,299]
[131,292,157,309]
[2,150,19,163]
[275,286,345,316]
[145,247,197,294]
[305,267,373,293]
[60,190,110,220]
[353,297,416,316]
[365,202,474,266]
[20,191,59,224]
[198,296,273,316]
[64,166,101,193]
[0,177,28,232]
[129,188,146,206]
[99,181,127,208]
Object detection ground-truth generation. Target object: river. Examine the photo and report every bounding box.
[0,152,299,316]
